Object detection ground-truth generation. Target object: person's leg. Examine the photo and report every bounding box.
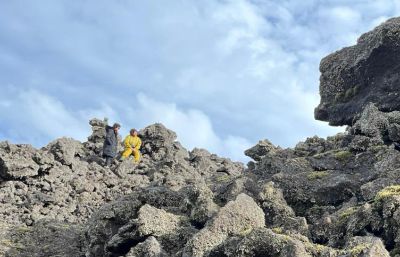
[133,149,141,163]
[121,148,133,160]
[105,156,112,167]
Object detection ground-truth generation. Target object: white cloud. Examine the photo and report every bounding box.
[213,0,270,54]
[0,87,252,162]
[124,93,252,162]
[0,87,115,146]
[0,0,399,162]
[329,6,362,23]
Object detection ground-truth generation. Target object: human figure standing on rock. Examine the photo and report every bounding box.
[102,123,121,167]
[121,129,142,163]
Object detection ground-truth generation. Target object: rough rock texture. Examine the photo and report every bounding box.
[126,236,168,257]
[0,119,243,227]
[5,16,400,257]
[209,228,313,257]
[5,220,84,257]
[182,193,265,257]
[315,17,400,126]
[137,204,182,237]
[345,236,390,257]
[0,222,12,256]
[0,142,41,179]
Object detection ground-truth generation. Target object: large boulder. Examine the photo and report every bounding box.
[258,182,308,235]
[244,139,280,161]
[139,123,181,162]
[190,148,244,178]
[349,103,400,145]
[44,137,86,165]
[209,228,313,257]
[137,204,181,237]
[4,220,84,257]
[126,236,168,257]
[84,187,189,257]
[0,142,41,179]
[345,236,390,257]
[187,182,219,226]
[182,193,265,257]
[315,17,400,126]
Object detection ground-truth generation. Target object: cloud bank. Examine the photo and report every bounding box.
[0,0,399,162]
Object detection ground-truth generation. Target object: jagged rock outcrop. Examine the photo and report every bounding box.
[126,236,168,257]
[0,142,41,179]
[315,17,400,126]
[0,119,243,228]
[137,204,182,237]
[182,193,264,257]
[4,16,400,257]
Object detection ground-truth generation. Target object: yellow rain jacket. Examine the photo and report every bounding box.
[122,135,142,162]
[124,135,141,150]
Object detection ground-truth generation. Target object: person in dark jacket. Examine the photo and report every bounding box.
[102,123,121,167]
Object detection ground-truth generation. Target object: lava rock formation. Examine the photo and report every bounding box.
[2,17,400,257]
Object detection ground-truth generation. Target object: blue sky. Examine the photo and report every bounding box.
[0,0,399,162]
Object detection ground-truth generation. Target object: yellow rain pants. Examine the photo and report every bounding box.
[121,135,142,162]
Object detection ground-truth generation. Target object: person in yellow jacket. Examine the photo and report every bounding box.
[121,129,142,163]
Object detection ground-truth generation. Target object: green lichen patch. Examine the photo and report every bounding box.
[339,207,358,219]
[334,151,353,162]
[369,145,387,153]
[239,226,254,236]
[334,85,360,103]
[350,243,371,257]
[345,85,360,100]
[272,227,283,234]
[375,185,400,201]
[215,174,231,183]
[304,241,334,256]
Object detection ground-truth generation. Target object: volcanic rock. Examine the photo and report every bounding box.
[315,17,400,126]
[5,16,400,257]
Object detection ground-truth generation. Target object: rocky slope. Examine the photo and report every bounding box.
[2,17,400,257]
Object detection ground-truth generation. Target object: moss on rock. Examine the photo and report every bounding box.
[375,185,400,201]
[334,150,353,162]
[350,243,371,257]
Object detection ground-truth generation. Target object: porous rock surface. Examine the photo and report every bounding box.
[3,17,400,257]
[315,17,400,126]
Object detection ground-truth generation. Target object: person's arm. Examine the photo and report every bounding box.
[135,138,142,150]
[105,129,113,145]
[124,136,131,149]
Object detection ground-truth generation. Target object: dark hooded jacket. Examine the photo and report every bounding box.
[103,126,118,158]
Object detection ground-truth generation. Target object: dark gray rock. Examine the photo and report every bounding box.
[4,220,84,257]
[244,139,280,161]
[209,228,313,257]
[182,193,264,257]
[315,17,400,126]
[84,187,191,257]
[346,236,390,257]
